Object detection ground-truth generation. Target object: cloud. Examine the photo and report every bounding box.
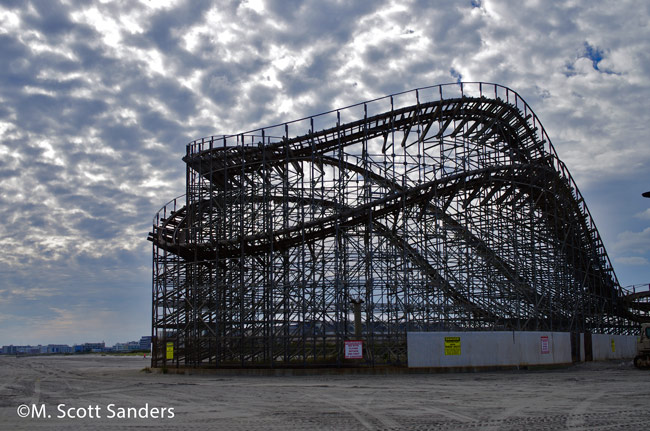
[615,256,650,266]
[635,208,650,220]
[1,0,650,344]
[613,227,650,255]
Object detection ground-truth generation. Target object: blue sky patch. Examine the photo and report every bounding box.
[583,42,605,71]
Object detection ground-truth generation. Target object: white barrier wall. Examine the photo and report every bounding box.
[590,334,637,360]
[407,331,572,368]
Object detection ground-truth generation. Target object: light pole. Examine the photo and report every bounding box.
[349,298,364,339]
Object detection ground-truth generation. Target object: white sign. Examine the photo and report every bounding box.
[541,336,550,354]
[344,340,363,359]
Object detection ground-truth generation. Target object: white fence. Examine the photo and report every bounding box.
[590,334,637,360]
[407,331,637,368]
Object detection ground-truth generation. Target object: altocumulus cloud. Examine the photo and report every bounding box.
[1,0,649,345]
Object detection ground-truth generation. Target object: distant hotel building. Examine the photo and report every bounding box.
[139,336,152,351]
[1,344,73,354]
[2,337,151,354]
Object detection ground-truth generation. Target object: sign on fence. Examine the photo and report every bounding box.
[444,337,461,355]
[166,342,174,360]
[541,336,550,354]
[345,340,363,359]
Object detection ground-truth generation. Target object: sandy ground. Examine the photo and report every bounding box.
[0,355,649,430]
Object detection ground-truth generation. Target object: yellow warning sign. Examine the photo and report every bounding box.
[166,342,174,360]
[444,336,461,356]
[611,339,615,353]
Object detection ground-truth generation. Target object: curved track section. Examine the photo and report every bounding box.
[150,82,634,368]
[622,284,650,322]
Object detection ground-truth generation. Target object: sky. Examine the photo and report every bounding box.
[1,0,649,346]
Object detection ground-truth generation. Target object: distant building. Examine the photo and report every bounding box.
[47,344,72,354]
[113,342,128,351]
[1,345,42,354]
[2,345,16,354]
[127,341,140,350]
[74,342,106,353]
[139,336,152,351]
[113,341,140,351]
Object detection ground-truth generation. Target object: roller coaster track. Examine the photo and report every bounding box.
[150,82,638,367]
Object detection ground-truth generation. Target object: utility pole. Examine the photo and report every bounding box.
[350,298,364,339]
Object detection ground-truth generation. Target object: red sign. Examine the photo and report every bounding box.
[541,336,550,354]
[345,340,363,359]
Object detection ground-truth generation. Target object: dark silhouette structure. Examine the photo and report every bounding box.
[149,82,638,368]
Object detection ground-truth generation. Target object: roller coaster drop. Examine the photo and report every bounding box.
[150,82,639,368]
